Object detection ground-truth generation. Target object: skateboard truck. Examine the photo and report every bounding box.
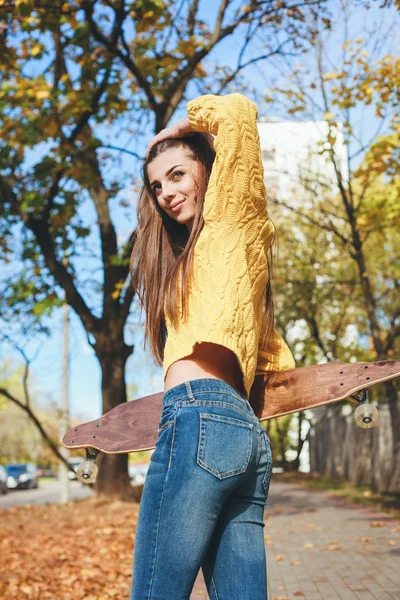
[349,388,379,429]
[76,447,100,484]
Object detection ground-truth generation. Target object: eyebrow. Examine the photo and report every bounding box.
[150,164,184,188]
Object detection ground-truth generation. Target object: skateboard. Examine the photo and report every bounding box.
[63,359,400,484]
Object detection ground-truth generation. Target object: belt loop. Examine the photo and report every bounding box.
[185,381,195,402]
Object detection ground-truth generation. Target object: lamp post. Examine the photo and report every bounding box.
[58,258,70,503]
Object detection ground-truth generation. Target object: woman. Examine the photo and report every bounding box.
[129,93,295,600]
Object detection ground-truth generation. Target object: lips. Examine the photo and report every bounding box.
[170,200,185,211]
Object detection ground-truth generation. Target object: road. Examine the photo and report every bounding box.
[0,479,94,509]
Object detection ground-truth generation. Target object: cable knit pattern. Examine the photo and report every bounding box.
[163,93,295,397]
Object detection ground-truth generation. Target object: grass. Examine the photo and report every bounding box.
[274,471,400,520]
[38,477,58,484]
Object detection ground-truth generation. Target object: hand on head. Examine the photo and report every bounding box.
[146,117,194,160]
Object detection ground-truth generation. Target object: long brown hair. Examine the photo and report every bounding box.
[130,132,278,368]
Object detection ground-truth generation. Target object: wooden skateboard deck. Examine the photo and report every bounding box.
[63,360,400,455]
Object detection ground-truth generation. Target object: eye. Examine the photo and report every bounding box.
[172,170,184,179]
[152,183,161,194]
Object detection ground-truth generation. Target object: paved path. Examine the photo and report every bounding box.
[190,480,400,600]
[0,480,93,509]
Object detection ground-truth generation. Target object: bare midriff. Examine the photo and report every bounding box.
[164,342,248,400]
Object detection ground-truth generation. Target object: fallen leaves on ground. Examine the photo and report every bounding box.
[0,497,140,600]
[371,521,386,527]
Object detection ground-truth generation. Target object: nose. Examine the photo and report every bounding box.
[161,182,175,200]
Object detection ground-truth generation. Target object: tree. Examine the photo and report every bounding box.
[0,0,328,498]
[0,354,76,469]
[264,1,400,490]
[0,344,79,468]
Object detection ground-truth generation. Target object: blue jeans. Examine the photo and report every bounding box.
[130,378,273,600]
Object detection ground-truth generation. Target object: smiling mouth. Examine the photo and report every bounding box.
[170,200,185,211]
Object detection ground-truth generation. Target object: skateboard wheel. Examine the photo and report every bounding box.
[76,460,98,484]
[354,403,379,429]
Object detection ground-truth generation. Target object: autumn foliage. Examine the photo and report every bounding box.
[0,497,140,600]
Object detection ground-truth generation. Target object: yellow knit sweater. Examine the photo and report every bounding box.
[163,93,295,398]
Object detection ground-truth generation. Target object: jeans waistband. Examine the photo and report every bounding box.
[163,378,254,415]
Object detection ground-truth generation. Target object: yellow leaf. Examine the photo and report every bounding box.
[19,585,32,594]
[36,90,49,100]
[324,72,338,80]
[45,116,59,138]
[31,44,41,56]
[323,112,335,121]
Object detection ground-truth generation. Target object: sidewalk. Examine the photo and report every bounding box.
[190,480,400,600]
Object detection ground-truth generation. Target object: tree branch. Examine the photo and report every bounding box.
[0,387,73,472]
[83,1,158,111]
[272,197,353,253]
[385,310,400,353]
[0,176,98,335]
[0,335,73,472]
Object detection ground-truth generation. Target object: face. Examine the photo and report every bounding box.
[147,146,201,232]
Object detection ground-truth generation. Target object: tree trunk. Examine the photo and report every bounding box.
[94,337,136,500]
[275,419,289,470]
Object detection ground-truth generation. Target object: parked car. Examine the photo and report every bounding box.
[6,463,39,490]
[0,465,9,494]
[68,457,85,480]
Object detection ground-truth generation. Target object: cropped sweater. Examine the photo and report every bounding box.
[163,93,295,398]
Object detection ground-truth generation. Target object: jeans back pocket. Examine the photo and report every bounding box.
[197,413,253,480]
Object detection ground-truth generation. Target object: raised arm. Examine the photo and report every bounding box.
[186,93,268,226]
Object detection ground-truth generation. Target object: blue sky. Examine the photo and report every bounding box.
[1,1,398,423]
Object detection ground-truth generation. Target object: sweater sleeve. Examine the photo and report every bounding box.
[255,328,296,375]
[187,93,269,226]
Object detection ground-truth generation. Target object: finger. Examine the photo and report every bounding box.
[146,131,169,159]
[146,131,172,159]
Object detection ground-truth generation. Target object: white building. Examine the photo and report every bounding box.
[258,117,349,205]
